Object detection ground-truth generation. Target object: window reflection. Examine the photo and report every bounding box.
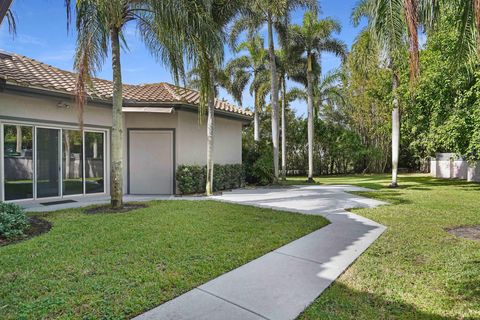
[3,125,33,200]
[63,130,83,195]
[85,132,104,194]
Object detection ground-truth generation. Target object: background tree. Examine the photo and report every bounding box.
[232,0,317,181]
[352,0,409,187]
[226,34,268,141]
[287,11,346,182]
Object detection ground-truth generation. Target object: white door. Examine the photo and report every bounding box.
[129,130,174,194]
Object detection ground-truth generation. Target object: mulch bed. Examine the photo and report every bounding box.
[83,202,148,215]
[0,216,52,246]
[446,225,480,242]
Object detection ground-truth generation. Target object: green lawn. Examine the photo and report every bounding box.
[292,174,480,319]
[0,200,328,319]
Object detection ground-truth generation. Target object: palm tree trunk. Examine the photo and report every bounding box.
[254,88,260,141]
[281,76,286,180]
[404,0,419,81]
[205,64,215,195]
[110,27,124,208]
[475,0,480,55]
[268,14,280,182]
[390,72,400,188]
[306,54,314,183]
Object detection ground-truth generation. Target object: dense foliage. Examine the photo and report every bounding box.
[243,105,370,177]
[242,7,480,177]
[0,202,28,240]
[176,164,245,194]
[401,13,480,165]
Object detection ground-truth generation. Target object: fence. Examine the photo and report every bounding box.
[430,153,480,182]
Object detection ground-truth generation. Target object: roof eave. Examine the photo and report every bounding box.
[2,82,254,122]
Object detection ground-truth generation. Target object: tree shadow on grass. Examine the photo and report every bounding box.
[300,282,459,320]
[354,190,412,206]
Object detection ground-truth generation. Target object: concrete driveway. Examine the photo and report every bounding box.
[135,185,387,320]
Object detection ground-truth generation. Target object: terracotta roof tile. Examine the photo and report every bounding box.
[0,52,252,118]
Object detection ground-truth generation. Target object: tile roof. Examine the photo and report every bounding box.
[0,52,252,118]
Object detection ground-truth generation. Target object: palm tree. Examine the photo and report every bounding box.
[183,0,243,195]
[231,0,316,181]
[65,0,188,207]
[352,0,411,188]
[352,0,446,187]
[0,0,16,34]
[287,11,346,182]
[226,34,268,141]
[435,0,480,61]
[275,49,292,180]
[186,65,231,97]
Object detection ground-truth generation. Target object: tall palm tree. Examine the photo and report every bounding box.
[65,0,188,207]
[287,11,346,182]
[184,0,244,195]
[352,0,444,187]
[231,0,316,181]
[352,0,410,188]
[275,49,293,180]
[226,34,268,141]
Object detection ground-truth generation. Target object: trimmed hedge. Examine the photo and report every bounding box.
[0,202,29,239]
[176,164,245,194]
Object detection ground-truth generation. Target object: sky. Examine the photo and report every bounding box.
[0,0,366,117]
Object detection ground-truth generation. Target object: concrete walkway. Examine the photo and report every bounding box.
[135,185,387,320]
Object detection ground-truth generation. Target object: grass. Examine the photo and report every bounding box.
[0,200,328,319]
[291,174,480,319]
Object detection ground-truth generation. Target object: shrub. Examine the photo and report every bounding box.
[176,164,244,194]
[0,202,29,239]
[243,139,274,185]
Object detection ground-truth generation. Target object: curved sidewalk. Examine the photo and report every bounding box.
[135,185,387,320]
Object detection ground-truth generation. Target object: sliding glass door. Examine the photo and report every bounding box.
[2,124,106,201]
[36,128,60,198]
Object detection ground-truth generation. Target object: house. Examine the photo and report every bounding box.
[0,51,252,202]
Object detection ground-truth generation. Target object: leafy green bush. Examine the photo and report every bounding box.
[0,202,29,239]
[176,164,244,194]
[243,139,274,185]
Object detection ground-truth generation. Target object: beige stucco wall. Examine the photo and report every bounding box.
[1,91,245,198]
[177,110,242,165]
[0,92,112,127]
[0,92,112,199]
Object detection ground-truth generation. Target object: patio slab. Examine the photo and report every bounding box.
[134,185,387,320]
[19,194,193,212]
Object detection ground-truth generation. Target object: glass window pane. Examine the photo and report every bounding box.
[85,132,104,194]
[3,125,33,200]
[63,130,83,195]
[36,128,60,198]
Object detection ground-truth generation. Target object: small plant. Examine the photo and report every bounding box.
[0,202,29,239]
